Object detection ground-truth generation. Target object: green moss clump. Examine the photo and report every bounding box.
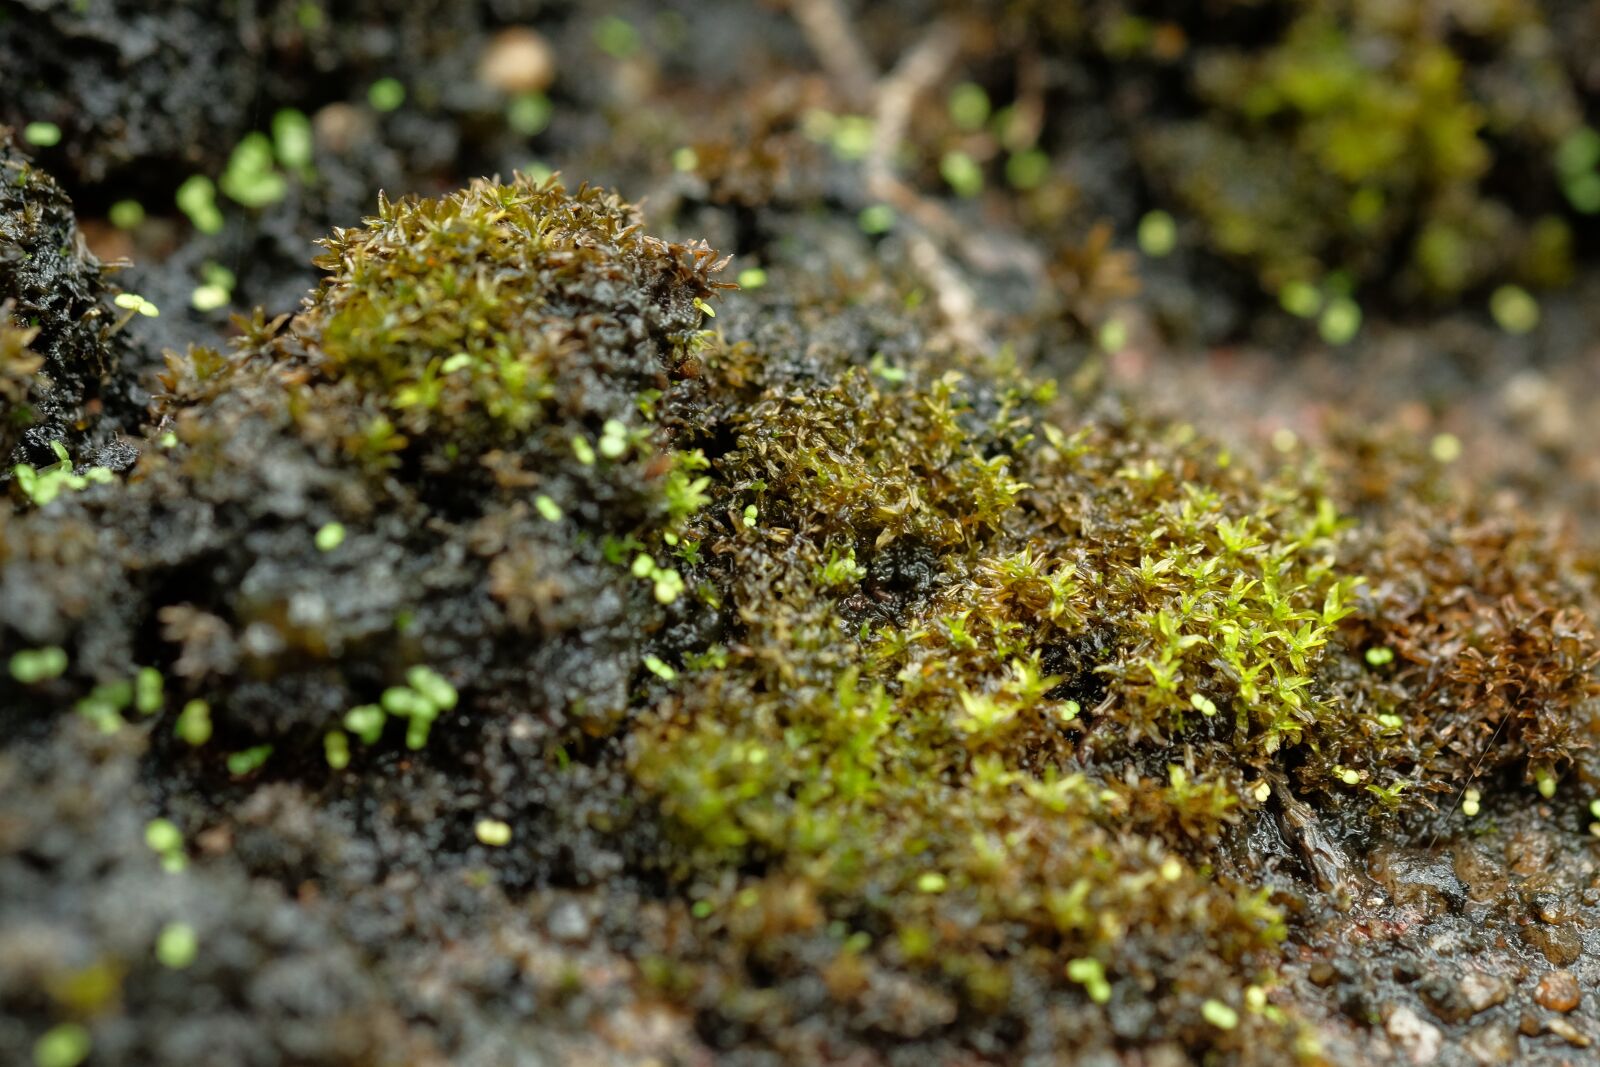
[618,312,1596,1054]
[1144,2,1581,300]
[5,175,729,750]
[3,176,1596,1062]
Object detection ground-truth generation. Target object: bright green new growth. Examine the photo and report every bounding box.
[368,77,405,112]
[314,522,345,551]
[174,699,212,746]
[272,108,314,174]
[219,133,287,208]
[226,744,273,776]
[10,646,67,684]
[32,1023,90,1067]
[144,818,186,872]
[23,122,62,147]
[175,175,224,234]
[12,442,113,507]
[155,921,198,969]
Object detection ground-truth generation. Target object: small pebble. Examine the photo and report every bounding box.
[1534,969,1581,1013]
[1387,1005,1443,1065]
[1545,1016,1591,1048]
[547,899,591,943]
[478,27,555,94]
[1522,923,1583,966]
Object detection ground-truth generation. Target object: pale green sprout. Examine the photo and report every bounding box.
[1005,149,1050,190]
[271,108,314,172]
[1556,127,1600,213]
[940,150,984,198]
[109,199,145,229]
[14,442,114,506]
[1097,318,1128,353]
[1137,210,1177,257]
[1489,284,1539,335]
[176,175,225,234]
[1066,958,1111,1004]
[535,494,563,522]
[360,666,459,750]
[113,292,159,317]
[594,16,640,58]
[742,503,758,528]
[643,654,676,681]
[343,704,385,744]
[475,818,513,846]
[156,922,198,969]
[692,297,716,319]
[1429,433,1462,464]
[868,351,907,383]
[227,744,273,776]
[145,818,186,872]
[858,204,895,234]
[915,872,948,893]
[1462,787,1481,817]
[135,667,164,715]
[737,267,767,289]
[10,647,67,684]
[33,1023,90,1067]
[1319,297,1361,344]
[509,93,553,137]
[1202,999,1240,1031]
[190,283,229,312]
[948,82,991,131]
[1279,281,1322,318]
[1365,646,1395,667]
[175,699,212,746]
[315,522,346,551]
[220,132,287,208]
[324,729,350,770]
[671,146,698,172]
[23,122,62,147]
[598,418,630,459]
[829,115,875,160]
[368,77,406,112]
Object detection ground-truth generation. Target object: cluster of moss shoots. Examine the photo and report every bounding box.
[6,173,1598,1061]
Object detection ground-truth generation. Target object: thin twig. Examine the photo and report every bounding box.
[787,0,879,108]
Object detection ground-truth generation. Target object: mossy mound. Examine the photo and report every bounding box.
[3,176,1598,1064]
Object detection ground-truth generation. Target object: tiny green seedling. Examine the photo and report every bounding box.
[174,699,212,746]
[9,646,67,684]
[145,818,186,872]
[156,922,198,969]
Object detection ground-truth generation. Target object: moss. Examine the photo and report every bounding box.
[2,175,1596,1063]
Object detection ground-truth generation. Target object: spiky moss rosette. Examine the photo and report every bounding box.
[3,173,1598,1064]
